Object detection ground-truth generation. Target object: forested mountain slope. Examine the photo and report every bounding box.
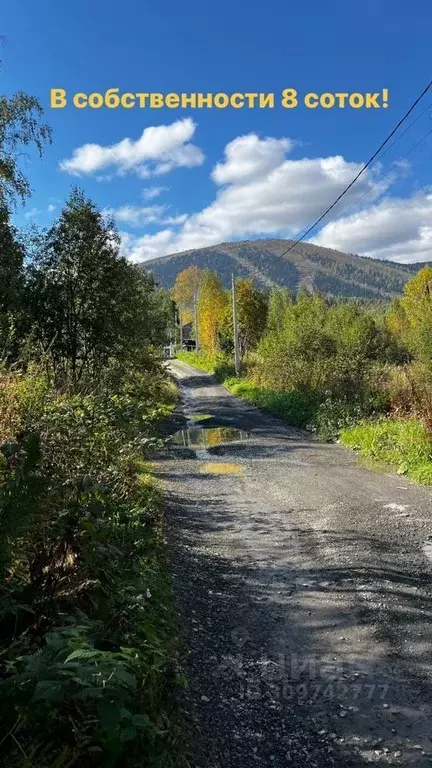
[142,239,420,299]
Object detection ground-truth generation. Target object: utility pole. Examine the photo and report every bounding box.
[193,290,200,353]
[178,306,183,350]
[232,273,241,375]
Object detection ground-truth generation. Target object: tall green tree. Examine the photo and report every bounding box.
[0,207,24,313]
[265,287,293,335]
[27,189,167,383]
[171,265,202,341]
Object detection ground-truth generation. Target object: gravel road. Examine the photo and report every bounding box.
[157,359,432,767]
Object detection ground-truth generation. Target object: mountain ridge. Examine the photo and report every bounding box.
[140,238,425,299]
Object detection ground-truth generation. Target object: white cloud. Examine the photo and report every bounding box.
[47,203,56,213]
[314,193,432,263]
[212,134,292,185]
[122,132,385,262]
[162,213,188,226]
[59,119,204,178]
[120,229,174,262]
[104,205,166,227]
[142,186,168,200]
[106,203,188,229]
[24,207,43,219]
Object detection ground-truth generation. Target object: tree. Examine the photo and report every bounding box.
[197,271,227,354]
[0,88,51,207]
[0,207,24,313]
[26,189,166,383]
[219,279,268,357]
[266,288,293,335]
[171,266,201,342]
[171,266,201,309]
[387,266,432,364]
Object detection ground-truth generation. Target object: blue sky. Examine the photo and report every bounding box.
[3,0,432,263]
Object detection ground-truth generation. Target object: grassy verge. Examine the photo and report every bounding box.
[340,417,432,485]
[177,352,356,435]
[176,350,234,380]
[178,352,432,486]
[0,369,184,767]
[224,378,318,429]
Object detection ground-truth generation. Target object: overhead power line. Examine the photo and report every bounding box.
[271,78,432,266]
[310,123,432,234]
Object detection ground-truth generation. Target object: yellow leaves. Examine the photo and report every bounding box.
[171,266,202,308]
[197,271,227,354]
[403,265,432,302]
[387,266,432,364]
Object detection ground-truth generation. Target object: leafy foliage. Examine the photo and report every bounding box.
[387,265,432,364]
[219,278,268,357]
[0,89,51,207]
[0,368,180,766]
[0,68,182,767]
[197,270,227,354]
[25,189,168,385]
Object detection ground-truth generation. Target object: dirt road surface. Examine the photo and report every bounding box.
[156,359,432,767]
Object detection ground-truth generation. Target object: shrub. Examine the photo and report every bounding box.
[0,368,181,766]
[387,362,432,427]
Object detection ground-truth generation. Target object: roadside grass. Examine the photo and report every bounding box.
[176,350,217,373]
[176,350,234,380]
[177,352,314,427]
[176,352,351,435]
[176,352,432,486]
[224,377,318,429]
[340,417,432,485]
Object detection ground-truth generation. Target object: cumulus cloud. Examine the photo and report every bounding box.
[141,186,168,200]
[24,207,43,219]
[314,193,432,263]
[59,119,204,178]
[162,213,188,226]
[122,132,385,262]
[212,135,292,184]
[120,229,174,262]
[104,205,166,227]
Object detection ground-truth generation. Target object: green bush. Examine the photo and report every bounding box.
[0,369,181,767]
[312,397,366,441]
[387,361,432,427]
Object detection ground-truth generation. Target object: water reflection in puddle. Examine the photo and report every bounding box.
[200,462,242,475]
[173,426,250,449]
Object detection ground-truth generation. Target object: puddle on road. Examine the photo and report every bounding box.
[173,426,251,449]
[172,425,249,473]
[200,462,242,475]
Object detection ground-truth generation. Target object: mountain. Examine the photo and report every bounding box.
[141,239,420,300]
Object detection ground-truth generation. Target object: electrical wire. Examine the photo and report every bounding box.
[311,123,432,232]
[270,79,432,266]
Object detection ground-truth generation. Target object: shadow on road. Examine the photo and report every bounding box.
[164,484,432,767]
